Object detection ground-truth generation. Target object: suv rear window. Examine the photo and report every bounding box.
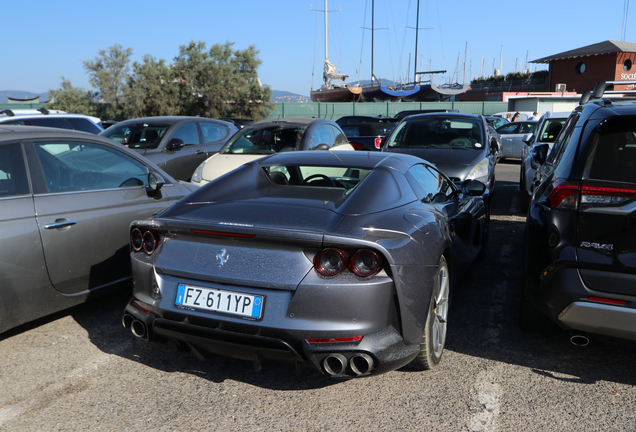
[584,116,636,184]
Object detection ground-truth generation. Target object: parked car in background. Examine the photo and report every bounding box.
[496,121,537,159]
[123,150,489,377]
[521,81,636,346]
[0,108,103,134]
[335,115,398,127]
[383,113,498,192]
[518,112,570,211]
[493,111,534,122]
[485,115,509,130]
[340,122,396,151]
[221,117,254,129]
[0,125,196,334]
[190,117,353,186]
[100,116,238,182]
[487,124,503,162]
[394,109,459,121]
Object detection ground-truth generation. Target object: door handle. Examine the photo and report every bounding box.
[195,150,205,154]
[44,220,77,229]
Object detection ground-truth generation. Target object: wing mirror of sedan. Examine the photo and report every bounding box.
[147,172,165,196]
[314,143,330,151]
[167,138,185,150]
[522,133,534,144]
[531,143,550,165]
[461,179,487,196]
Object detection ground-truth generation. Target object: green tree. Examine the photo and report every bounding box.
[83,44,133,121]
[173,41,273,120]
[47,77,98,116]
[124,54,179,118]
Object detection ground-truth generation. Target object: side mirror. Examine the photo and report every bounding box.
[531,143,550,165]
[522,133,534,144]
[314,143,330,151]
[461,179,487,196]
[147,172,165,196]
[167,138,185,150]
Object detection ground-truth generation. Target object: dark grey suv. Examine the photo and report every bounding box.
[521,80,636,344]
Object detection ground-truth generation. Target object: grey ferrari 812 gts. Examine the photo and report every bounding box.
[123,150,489,377]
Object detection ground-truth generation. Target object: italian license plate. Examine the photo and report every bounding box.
[175,283,264,319]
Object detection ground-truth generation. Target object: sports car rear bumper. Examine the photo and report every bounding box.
[123,299,419,377]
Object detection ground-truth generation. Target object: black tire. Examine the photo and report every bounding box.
[519,275,553,335]
[410,256,450,370]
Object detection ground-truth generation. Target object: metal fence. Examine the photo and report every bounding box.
[265,101,509,120]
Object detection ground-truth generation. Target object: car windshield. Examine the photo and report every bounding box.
[387,117,484,150]
[100,123,169,149]
[224,125,307,155]
[263,165,371,193]
[537,118,566,143]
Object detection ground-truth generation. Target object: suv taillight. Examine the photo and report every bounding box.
[375,137,382,150]
[580,184,636,205]
[548,182,580,208]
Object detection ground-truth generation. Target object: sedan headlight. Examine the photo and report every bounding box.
[465,158,490,183]
[191,161,205,184]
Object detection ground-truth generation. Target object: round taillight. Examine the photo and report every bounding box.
[350,249,381,277]
[314,248,349,276]
[142,231,158,255]
[131,228,143,252]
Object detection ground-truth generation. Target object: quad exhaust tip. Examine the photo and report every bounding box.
[322,353,375,377]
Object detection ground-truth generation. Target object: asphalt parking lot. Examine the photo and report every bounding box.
[1,160,635,432]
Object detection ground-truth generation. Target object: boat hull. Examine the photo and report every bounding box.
[310,86,362,102]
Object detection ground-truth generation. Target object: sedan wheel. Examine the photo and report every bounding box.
[410,256,450,370]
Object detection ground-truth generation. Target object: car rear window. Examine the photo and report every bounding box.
[583,116,636,184]
[387,117,484,149]
[263,165,370,193]
[224,125,307,155]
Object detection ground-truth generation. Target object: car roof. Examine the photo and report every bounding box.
[112,116,233,125]
[542,111,572,119]
[402,112,483,121]
[0,111,101,124]
[249,117,331,127]
[257,149,431,173]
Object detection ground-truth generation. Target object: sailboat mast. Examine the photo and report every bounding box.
[414,0,419,83]
[371,0,375,81]
[324,0,328,86]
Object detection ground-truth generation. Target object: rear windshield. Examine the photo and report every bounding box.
[100,123,169,149]
[263,165,371,193]
[387,117,484,150]
[584,116,636,184]
[224,125,307,155]
[537,118,566,143]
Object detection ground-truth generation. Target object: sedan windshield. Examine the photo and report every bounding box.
[223,125,307,155]
[387,117,484,150]
[100,123,169,149]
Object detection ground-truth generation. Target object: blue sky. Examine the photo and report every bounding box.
[1,0,633,97]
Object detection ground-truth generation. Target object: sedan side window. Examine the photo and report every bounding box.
[0,143,30,197]
[310,125,336,149]
[199,122,227,142]
[35,141,149,193]
[171,123,199,145]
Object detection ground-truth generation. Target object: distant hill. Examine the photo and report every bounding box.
[0,91,49,103]
[271,90,309,103]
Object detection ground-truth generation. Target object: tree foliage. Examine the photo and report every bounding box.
[82,44,133,121]
[47,41,273,122]
[172,41,273,119]
[48,77,98,115]
[125,55,179,118]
